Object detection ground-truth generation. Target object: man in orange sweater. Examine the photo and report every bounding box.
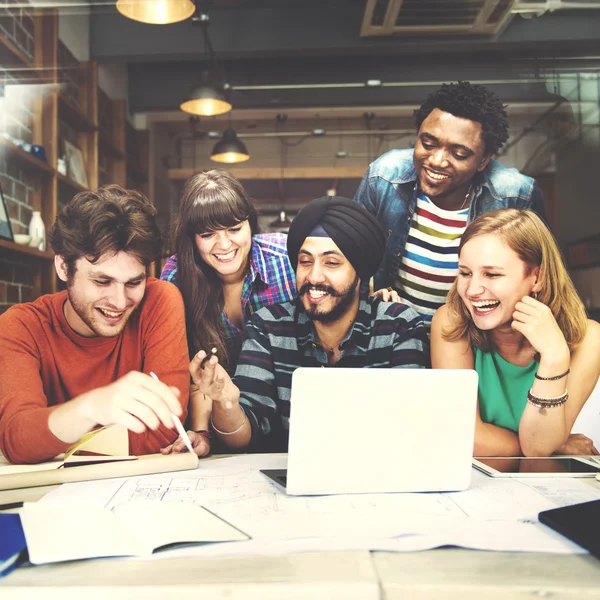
[0,185,190,464]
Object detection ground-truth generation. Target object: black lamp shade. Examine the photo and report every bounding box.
[180,72,232,116]
[211,129,250,164]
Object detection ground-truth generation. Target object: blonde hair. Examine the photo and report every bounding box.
[444,209,587,352]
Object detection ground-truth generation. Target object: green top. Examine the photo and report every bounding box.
[474,348,538,432]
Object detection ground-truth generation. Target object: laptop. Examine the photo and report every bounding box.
[261,368,478,496]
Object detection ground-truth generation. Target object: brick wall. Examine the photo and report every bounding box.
[0,1,39,313]
[0,256,36,314]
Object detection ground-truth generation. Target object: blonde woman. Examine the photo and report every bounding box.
[431,209,600,457]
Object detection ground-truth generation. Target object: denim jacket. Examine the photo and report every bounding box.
[354,149,547,291]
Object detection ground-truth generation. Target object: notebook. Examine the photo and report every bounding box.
[0,513,27,577]
[21,501,249,564]
[539,499,600,558]
[261,368,478,495]
[0,425,198,491]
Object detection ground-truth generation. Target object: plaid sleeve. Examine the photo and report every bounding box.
[160,255,178,286]
[233,313,280,450]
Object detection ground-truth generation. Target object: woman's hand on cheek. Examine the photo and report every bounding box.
[511,295,569,359]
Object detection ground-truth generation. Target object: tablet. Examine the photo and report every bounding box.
[539,499,600,558]
[473,456,600,478]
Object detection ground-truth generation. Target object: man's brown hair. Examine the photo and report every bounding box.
[50,185,162,278]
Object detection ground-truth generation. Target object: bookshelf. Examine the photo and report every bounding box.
[0,10,151,308]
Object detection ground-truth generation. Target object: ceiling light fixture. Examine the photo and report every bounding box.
[268,210,292,232]
[180,71,232,116]
[116,0,195,25]
[180,13,232,116]
[210,123,250,164]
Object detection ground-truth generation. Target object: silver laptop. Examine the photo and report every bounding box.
[262,368,478,495]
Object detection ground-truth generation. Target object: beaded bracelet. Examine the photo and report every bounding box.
[534,368,570,381]
[527,388,568,409]
[211,406,247,436]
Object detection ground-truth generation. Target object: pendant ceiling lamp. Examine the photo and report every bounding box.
[180,12,232,116]
[116,0,195,25]
[210,128,250,164]
[268,210,292,232]
[180,71,232,117]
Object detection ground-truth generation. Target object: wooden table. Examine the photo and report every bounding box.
[2,457,600,599]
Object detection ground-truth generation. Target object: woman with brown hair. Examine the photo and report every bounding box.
[160,169,296,455]
[431,209,600,457]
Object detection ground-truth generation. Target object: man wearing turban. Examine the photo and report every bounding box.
[179,196,428,454]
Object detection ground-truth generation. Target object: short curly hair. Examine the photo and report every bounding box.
[414,81,509,156]
[50,184,162,278]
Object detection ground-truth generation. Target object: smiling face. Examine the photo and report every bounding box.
[55,251,147,338]
[457,233,540,331]
[194,220,252,283]
[413,108,491,210]
[296,236,360,323]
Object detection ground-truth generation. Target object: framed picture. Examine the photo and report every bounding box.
[0,184,14,242]
[64,139,88,188]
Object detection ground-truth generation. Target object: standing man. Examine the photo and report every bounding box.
[164,196,428,455]
[355,81,547,328]
[0,185,190,464]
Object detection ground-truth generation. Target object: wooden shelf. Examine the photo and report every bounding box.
[0,239,54,261]
[0,138,55,176]
[57,173,87,194]
[0,18,150,305]
[58,94,97,132]
[0,33,33,68]
[168,166,367,181]
[99,133,125,160]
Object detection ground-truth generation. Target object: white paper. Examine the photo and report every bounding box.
[39,453,600,558]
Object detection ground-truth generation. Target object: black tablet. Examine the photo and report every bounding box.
[473,457,600,477]
[539,499,600,558]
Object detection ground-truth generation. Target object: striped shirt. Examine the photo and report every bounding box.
[395,192,468,327]
[161,233,297,367]
[234,296,428,452]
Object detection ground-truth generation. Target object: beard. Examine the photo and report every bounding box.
[66,283,132,338]
[298,274,360,323]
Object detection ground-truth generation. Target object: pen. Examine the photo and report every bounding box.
[200,347,218,368]
[0,501,24,511]
[149,372,195,455]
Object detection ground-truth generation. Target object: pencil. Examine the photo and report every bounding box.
[0,501,24,511]
[200,347,218,368]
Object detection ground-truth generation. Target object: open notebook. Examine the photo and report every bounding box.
[21,501,248,564]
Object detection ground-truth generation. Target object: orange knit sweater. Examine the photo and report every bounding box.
[0,278,190,464]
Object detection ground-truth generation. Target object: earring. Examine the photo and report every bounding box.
[532,291,539,300]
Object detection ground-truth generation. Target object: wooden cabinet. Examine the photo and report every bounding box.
[0,10,150,309]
